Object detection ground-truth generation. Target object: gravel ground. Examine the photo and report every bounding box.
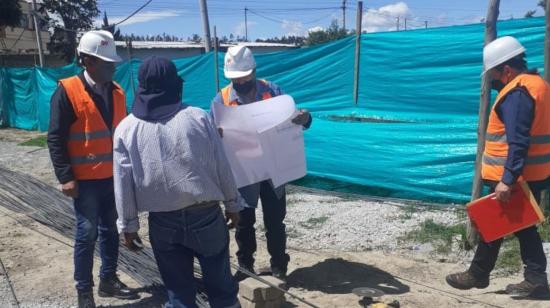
[259,193,460,251]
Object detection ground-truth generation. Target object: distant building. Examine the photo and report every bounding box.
[115,41,298,61]
[0,0,56,67]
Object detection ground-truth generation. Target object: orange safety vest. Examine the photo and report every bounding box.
[59,76,127,180]
[482,73,550,182]
[220,80,273,106]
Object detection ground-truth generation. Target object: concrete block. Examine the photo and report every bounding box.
[239,276,286,301]
[239,296,284,308]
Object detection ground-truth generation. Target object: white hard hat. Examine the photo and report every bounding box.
[482,36,525,75]
[77,30,122,62]
[224,45,256,79]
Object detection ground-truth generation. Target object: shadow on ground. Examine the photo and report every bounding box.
[287,258,410,295]
[99,285,166,308]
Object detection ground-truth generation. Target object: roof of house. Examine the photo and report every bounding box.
[115,41,297,49]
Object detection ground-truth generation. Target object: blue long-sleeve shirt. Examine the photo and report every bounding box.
[495,88,535,185]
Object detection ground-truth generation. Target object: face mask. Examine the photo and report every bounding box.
[491,79,505,92]
[90,60,116,84]
[233,79,255,94]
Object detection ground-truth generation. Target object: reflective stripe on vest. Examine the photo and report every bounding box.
[484,133,550,144]
[69,129,112,141]
[59,76,127,180]
[481,74,550,181]
[220,80,273,106]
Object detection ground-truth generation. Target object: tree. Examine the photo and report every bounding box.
[101,11,121,40]
[539,0,547,10]
[305,19,348,46]
[190,33,201,43]
[40,0,100,63]
[0,0,22,27]
[525,10,537,18]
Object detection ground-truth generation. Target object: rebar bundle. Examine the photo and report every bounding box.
[0,167,209,307]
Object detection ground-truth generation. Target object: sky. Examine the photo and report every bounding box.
[97,0,545,40]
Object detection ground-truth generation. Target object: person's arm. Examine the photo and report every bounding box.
[113,127,140,234]
[47,85,78,196]
[496,89,534,185]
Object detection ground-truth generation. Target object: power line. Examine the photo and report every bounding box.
[113,0,153,26]
[247,8,338,26]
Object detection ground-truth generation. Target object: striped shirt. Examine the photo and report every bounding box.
[113,105,242,233]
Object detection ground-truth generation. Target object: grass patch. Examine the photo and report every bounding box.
[299,216,329,229]
[399,205,418,220]
[495,238,521,274]
[286,195,307,206]
[402,219,466,254]
[18,135,47,148]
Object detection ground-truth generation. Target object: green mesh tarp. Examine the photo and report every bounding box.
[0,17,546,203]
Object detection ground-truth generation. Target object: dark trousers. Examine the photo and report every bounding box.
[73,178,119,292]
[235,181,290,271]
[469,182,548,285]
[149,205,238,308]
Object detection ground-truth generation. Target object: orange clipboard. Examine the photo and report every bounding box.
[466,182,545,243]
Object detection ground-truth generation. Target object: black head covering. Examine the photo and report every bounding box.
[132,56,184,121]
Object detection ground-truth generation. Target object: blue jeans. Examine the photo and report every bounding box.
[149,204,239,308]
[73,178,119,292]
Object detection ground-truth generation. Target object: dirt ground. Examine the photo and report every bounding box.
[1,128,549,307]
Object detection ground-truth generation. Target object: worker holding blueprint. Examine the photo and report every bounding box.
[211,46,312,281]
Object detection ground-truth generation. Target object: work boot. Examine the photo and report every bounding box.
[445,271,489,290]
[234,264,255,282]
[77,291,96,308]
[505,280,550,298]
[98,275,137,299]
[271,267,287,281]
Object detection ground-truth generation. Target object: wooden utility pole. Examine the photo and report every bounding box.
[353,1,363,105]
[467,0,500,249]
[126,38,135,94]
[342,0,347,32]
[31,0,44,67]
[541,0,550,213]
[405,18,407,30]
[425,20,428,29]
[213,26,220,93]
[545,0,550,82]
[198,0,212,52]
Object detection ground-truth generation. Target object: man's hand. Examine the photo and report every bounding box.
[225,211,240,229]
[123,232,143,251]
[292,109,311,126]
[61,180,79,198]
[495,181,512,203]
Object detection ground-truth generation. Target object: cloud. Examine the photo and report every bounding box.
[362,2,410,32]
[100,10,184,26]
[308,26,324,33]
[281,20,304,36]
[234,21,258,37]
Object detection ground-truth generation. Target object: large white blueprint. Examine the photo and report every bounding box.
[211,95,306,188]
